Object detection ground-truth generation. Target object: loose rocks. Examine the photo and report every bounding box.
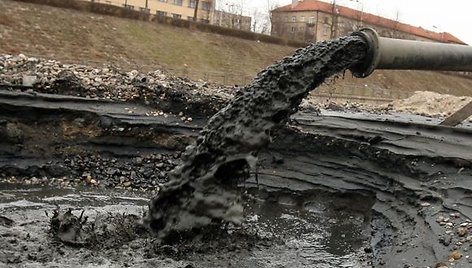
[0,54,233,116]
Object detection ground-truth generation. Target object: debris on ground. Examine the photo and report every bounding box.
[384,91,472,119]
[49,209,87,246]
[0,54,233,116]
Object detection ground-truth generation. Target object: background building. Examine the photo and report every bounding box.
[271,0,465,44]
[213,10,251,31]
[90,0,251,30]
[95,0,213,22]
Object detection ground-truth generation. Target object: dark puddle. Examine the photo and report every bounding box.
[241,189,373,266]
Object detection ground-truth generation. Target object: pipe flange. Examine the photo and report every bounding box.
[350,28,381,78]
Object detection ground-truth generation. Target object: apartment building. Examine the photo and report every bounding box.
[95,0,214,22]
[90,0,251,30]
[271,0,465,44]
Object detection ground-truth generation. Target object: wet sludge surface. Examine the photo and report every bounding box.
[0,184,372,267]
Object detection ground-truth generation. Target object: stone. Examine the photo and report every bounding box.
[457,227,468,237]
[448,250,463,261]
[84,175,92,184]
[440,235,452,246]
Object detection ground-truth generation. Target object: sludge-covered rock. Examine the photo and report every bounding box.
[49,208,147,249]
[49,208,87,246]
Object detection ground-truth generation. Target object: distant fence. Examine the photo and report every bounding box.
[312,85,412,103]
[167,67,254,86]
[12,0,306,48]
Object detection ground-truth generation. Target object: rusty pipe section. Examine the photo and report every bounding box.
[349,28,472,78]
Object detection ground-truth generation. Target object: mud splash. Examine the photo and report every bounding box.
[146,36,368,237]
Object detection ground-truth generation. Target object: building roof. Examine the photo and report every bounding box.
[273,0,466,45]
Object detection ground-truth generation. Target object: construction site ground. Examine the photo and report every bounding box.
[1,1,472,268]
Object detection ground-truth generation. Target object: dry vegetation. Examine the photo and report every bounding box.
[0,0,294,84]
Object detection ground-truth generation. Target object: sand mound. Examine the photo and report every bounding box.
[386,91,472,118]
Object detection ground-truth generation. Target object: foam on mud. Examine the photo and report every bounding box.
[145,36,368,238]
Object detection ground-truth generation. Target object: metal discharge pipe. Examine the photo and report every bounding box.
[349,28,472,78]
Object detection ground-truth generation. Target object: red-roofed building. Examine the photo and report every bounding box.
[271,0,466,45]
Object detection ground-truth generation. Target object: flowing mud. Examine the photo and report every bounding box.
[146,36,368,237]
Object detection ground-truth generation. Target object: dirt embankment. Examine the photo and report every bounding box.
[2,0,472,99]
[0,0,294,85]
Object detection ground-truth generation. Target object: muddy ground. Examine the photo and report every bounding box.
[1,58,472,267]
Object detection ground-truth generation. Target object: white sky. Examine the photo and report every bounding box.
[219,0,472,45]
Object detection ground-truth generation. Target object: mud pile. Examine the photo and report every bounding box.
[146,36,368,237]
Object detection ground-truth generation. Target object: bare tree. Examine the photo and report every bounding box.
[252,8,268,33]
[264,0,279,35]
[252,8,259,32]
[193,0,200,22]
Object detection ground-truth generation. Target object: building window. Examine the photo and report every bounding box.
[324,17,330,24]
[188,0,196,8]
[291,16,296,22]
[201,1,211,11]
[300,16,305,22]
[172,13,182,19]
[156,11,167,17]
[158,0,166,2]
[172,0,182,6]
[291,26,296,33]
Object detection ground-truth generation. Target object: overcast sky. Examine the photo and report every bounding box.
[219,0,472,45]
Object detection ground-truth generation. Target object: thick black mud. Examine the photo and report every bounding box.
[1,90,472,267]
[146,36,368,237]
